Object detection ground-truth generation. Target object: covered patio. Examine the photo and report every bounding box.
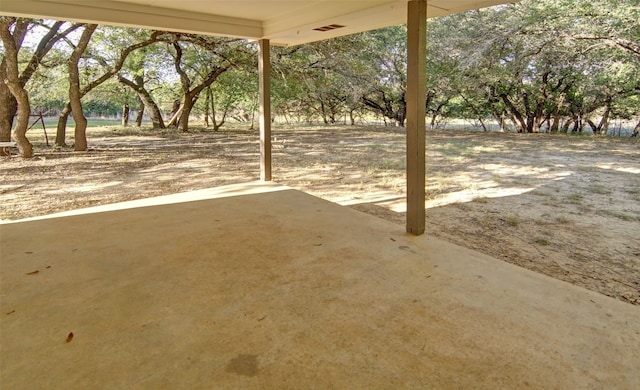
[2,182,639,388]
[1,1,639,388]
[0,0,515,234]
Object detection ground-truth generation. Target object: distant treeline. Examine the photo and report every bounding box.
[1,0,638,156]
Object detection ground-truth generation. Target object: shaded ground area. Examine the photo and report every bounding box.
[3,184,639,389]
[1,125,639,305]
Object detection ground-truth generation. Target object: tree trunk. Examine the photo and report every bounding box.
[499,115,505,132]
[69,24,97,152]
[2,19,81,154]
[430,113,438,129]
[430,102,446,129]
[71,95,88,151]
[55,104,71,146]
[560,117,573,133]
[501,93,527,133]
[526,115,535,133]
[532,114,545,133]
[210,87,227,131]
[135,96,144,127]
[320,100,329,124]
[508,116,519,132]
[550,114,561,133]
[0,84,17,155]
[173,61,231,132]
[0,51,17,151]
[597,100,611,135]
[122,103,130,126]
[212,114,226,132]
[212,91,226,132]
[210,88,217,129]
[551,85,570,134]
[166,103,183,128]
[571,115,583,133]
[7,86,32,157]
[178,97,195,132]
[490,110,506,132]
[168,99,181,128]
[578,115,585,133]
[531,73,549,134]
[204,87,211,128]
[631,120,639,137]
[397,91,406,127]
[362,91,406,127]
[9,89,32,157]
[0,17,33,158]
[118,75,165,128]
[478,117,488,132]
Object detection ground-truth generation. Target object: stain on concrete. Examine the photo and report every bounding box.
[225,354,259,377]
[399,245,417,254]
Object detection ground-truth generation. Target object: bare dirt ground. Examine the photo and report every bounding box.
[1,125,639,305]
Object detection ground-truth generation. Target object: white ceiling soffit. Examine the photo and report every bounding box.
[0,0,516,46]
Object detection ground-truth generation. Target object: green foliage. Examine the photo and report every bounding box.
[210,68,257,121]
[436,0,639,134]
[12,0,639,135]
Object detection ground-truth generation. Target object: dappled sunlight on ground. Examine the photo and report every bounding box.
[46,181,124,194]
[1,125,638,305]
[427,187,535,209]
[595,163,640,174]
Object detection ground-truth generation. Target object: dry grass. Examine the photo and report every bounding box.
[2,124,639,305]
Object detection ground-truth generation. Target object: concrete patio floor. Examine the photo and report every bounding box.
[1,182,639,389]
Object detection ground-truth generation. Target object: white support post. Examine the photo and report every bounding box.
[406,0,427,235]
[259,39,272,181]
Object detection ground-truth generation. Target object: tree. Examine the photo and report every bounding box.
[567,0,640,61]
[271,35,376,125]
[57,28,166,146]
[68,23,97,151]
[0,17,32,157]
[0,18,80,156]
[203,68,256,130]
[357,26,408,126]
[117,44,168,128]
[271,46,313,123]
[522,0,640,134]
[434,1,639,134]
[160,33,247,132]
[118,74,166,128]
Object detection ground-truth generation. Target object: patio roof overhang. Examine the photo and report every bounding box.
[0,0,516,46]
[0,0,518,235]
